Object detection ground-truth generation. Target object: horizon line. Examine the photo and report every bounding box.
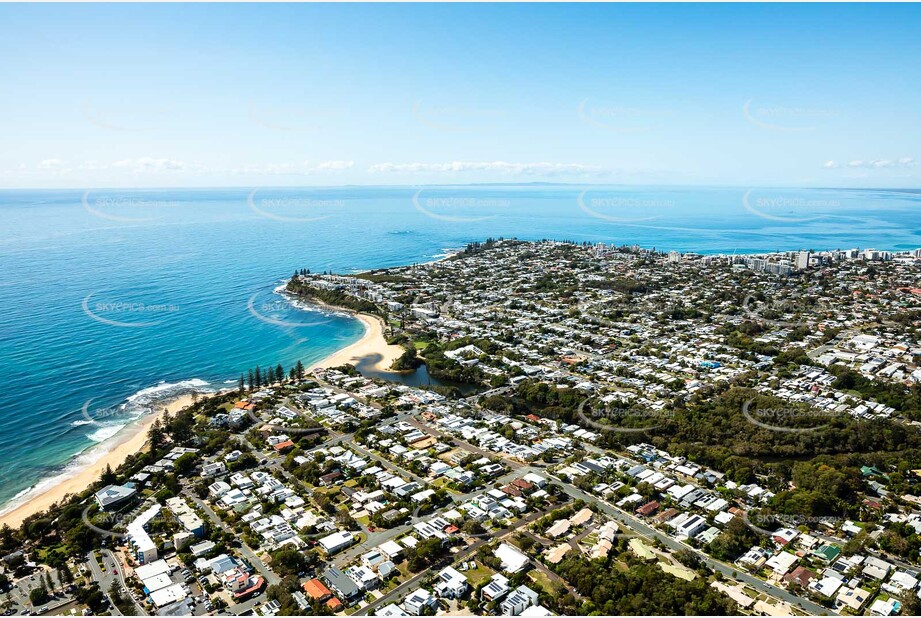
[2,183,920,192]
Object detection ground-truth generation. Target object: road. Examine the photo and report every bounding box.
[101,549,148,616]
[408,415,833,615]
[354,505,557,616]
[184,492,281,587]
[84,551,123,616]
[251,379,832,615]
[543,471,835,616]
[330,456,529,571]
[407,418,525,471]
[807,330,854,360]
[349,441,428,486]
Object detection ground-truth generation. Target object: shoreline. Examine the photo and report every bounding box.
[0,308,402,529]
[0,257,433,530]
[309,311,405,373]
[280,281,406,373]
[0,394,196,529]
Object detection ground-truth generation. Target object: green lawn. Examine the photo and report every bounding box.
[527,569,555,594]
[463,562,495,587]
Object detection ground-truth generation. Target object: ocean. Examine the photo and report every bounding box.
[0,185,918,510]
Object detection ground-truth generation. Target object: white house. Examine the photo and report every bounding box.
[495,543,529,574]
[434,566,468,599]
[319,531,355,555]
[500,585,540,616]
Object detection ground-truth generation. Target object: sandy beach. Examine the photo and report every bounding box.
[0,310,402,529]
[0,394,196,529]
[310,312,405,372]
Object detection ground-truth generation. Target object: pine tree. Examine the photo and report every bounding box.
[254,366,261,388]
[148,418,165,450]
[295,360,305,380]
[100,464,116,485]
[239,374,245,394]
[275,363,284,384]
[248,369,254,391]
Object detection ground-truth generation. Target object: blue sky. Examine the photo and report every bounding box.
[1,3,919,189]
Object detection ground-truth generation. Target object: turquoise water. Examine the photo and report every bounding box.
[0,185,918,509]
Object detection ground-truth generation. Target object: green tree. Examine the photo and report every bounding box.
[100,464,116,485]
[295,360,305,381]
[148,418,165,450]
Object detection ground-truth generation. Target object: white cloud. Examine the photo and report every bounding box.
[368,161,604,176]
[824,158,916,170]
[846,158,915,169]
[78,160,108,171]
[14,158,354,181]
[112,157,186,172]
[231,160,355,175]
[315,160,354,171]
